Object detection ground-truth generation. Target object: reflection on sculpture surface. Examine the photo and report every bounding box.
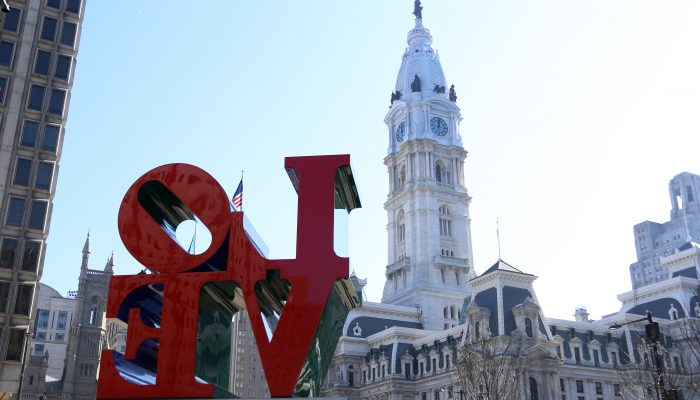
[96,155,362,398]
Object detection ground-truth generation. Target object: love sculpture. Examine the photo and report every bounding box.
[96,155,362,399]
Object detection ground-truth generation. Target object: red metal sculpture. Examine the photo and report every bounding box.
[97,155,361,398]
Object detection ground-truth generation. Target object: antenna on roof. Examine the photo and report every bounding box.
[496,219,502,260]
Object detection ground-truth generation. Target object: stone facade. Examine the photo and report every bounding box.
[381,7,476,332]
[630,172,700,289]
[323,4,700,400]
[229,311,269,398]
[20,234,112,400]
[28,283,74,382]
[0,0,85,393]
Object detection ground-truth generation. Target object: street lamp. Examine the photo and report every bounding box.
[609,312,678,400]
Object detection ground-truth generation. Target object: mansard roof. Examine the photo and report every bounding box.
[678,240,700,251]
[479,259,531,277]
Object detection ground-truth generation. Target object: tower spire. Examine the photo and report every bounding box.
[104,252,114,273]
[81,230,90,269]
[496,220,502,260]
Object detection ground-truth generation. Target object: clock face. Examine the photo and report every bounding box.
[430,117,448,136]
[395,121,406,142]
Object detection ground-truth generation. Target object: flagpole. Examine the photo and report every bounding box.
[193,219,197,254]
[240,170,244,211]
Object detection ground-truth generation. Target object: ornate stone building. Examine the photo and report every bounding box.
[322,3,700,400]
[21,234,112,400]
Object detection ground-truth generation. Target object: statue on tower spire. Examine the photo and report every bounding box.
[413,0,423,20]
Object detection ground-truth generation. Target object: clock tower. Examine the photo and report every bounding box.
[381,1,476,331]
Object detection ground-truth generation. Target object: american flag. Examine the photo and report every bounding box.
[232,179,243,210]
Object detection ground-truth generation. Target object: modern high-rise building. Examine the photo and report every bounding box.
[229,311,269,398]
[0,0,85,391]
[629,172,700,288]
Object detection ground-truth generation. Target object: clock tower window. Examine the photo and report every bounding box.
[397,210,406,242]
[439,206,452,237]
[435,161,451,184]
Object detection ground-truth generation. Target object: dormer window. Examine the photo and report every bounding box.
[525,317,533,338]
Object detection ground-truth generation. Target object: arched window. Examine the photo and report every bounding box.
[439,206,451,237]
[525,317,533,338]
[397,210,405,242]
[435,161,451,184]
[89,296,100,325]
[529,377,538,400]
[475,321,481,339]
[348,365,354,387]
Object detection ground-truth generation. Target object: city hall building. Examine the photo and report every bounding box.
[318,4,700,400]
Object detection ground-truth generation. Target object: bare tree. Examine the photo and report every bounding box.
[456,335,525,400]
[616,318,700,400]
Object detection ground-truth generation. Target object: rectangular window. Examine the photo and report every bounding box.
[66,0,81,14]
[21,241,40,272]
[35,162,53,190]
[48,88,66,115]
[14,284,33,315]
[21,120,39,148]
[6,197,26,227]
[34,50,51,75]
[28,201,48,231]
[0,41,15,67]
[36,331,46,340]
[55,55,71,80]
[40,17,58,42]
[33,343,45,355]
[560,379,565,392]
[595,382,602,395]
[42,125,59,152]
[0,238,18,269]
[0,281,8,312]
[5,329,27,360]
[55,333,64,341]
[0,76,8,104]
[574,347,581,364]
[47,0,61,9]
[611,351,617,366]
[27,84,45,111]
[2,8,20,33]
[57,311,68,329]
[36,309,49,328]
[576,380,584,393]
[13,158,31,186]
[60,21,77,47]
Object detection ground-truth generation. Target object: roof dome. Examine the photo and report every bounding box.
[394,17,447,99]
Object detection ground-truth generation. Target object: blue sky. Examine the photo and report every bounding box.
[43,1,700,320]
